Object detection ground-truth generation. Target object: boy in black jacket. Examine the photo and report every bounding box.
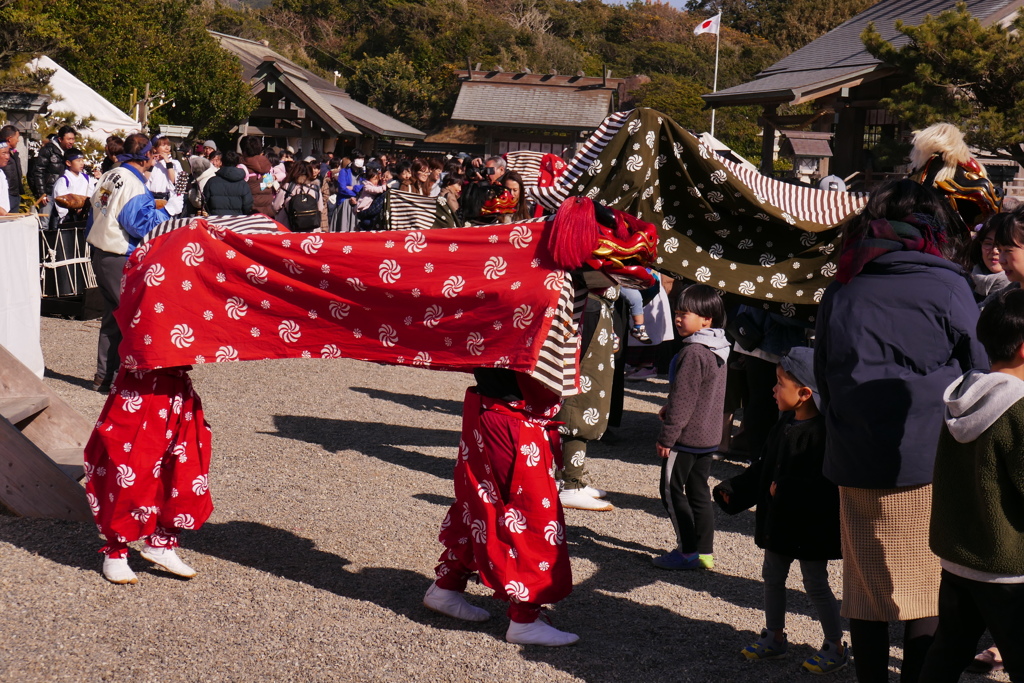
[714,347,847,674]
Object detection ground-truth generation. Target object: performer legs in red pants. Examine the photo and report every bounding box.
[85,367,213,584]
[424,370,578,646]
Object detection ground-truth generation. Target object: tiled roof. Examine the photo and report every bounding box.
[211,31,425,139]
[318,92,425,140]
[270,68,361,136]
[780,131,834,157]
[451,71,620,129]
[704,0,1021,106]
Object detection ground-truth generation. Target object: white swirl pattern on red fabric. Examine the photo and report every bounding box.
[477,480,498,504]
[173,513,196,529]
[170,324,194,348]
[404,231,427,253]
[471,519,487,544]
[423,304,443,328]
[225,296,248,320]
[509,225,532,249]
[300,235,323,254]
[115,464,136,488]
[181,243,204,266]
[520,441,540,467]
[505,581,530,602]
[466,332,484,356]
[379,324,398,347]
[512,305,534,330]
[483,256,507,280]
[192,474,209,496]
[328,301,350,319]
[504,508,526,534]
[442,275,465,298]
[245,264,268,285]
[278,320,301,343]
[120,390,142,413]
[544,520,564,545]
[144,264,166,287]
[378,259,401,284]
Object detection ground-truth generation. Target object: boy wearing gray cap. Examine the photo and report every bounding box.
[714,347,848,674]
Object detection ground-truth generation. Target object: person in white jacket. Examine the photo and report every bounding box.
[86,133,178,393]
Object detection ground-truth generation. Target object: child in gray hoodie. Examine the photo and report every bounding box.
[654,284,729,570]
[920,287,1024,681]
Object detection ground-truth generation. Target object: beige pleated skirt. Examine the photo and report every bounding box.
[839,484,941,621]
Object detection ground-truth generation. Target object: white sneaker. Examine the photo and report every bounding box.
[423,582,491,622]
[140,545,197,578]
[102,556,138,584]
[506,618,580,646]
[559,488,613,511]
[580,485,608,499]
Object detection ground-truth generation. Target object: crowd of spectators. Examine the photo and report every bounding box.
[11,127,536,234]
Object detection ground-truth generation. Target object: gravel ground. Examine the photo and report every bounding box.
[0,316,1007,682]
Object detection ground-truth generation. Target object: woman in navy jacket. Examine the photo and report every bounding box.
[814,179,987,683]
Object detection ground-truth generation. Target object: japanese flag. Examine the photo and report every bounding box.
[694,13,721,36]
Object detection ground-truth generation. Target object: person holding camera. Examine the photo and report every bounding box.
[462,156,513,224]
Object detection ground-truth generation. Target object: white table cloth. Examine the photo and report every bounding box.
[0,215,45,377]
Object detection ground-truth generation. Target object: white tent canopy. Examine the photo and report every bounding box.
[29,56,139,143]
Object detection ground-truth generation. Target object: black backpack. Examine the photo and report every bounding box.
[285,183,320,232]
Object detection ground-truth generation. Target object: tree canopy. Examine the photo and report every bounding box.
[862,2,1024,165]
[49,0,255,139]
[1,0,877,157]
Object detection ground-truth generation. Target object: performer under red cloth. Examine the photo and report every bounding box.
[424,369,579,646]
[85,367,213,584]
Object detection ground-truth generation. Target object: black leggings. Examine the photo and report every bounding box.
[850,617,938,683]
[919,571,1024,683]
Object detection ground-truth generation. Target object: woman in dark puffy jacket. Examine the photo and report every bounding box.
[813,179,987,683]
[203,151,253,216]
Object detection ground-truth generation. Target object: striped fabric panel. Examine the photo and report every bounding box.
[531,109,633,211]
[560,110,634,188]
[385,189,441,231]
[529,183,569,212]
[529,275,586,397]
[141,214,282,245]
[717,157,868,227]
[505,150,546,185]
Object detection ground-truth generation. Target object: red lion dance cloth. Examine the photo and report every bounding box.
[83,201,658,647]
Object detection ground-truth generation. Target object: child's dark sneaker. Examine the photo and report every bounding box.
[630,324,653,344]
[741,629,788,659]
[652,549,703,570]
[802,640,849,674]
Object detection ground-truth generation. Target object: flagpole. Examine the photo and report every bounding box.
[711,26,720,137]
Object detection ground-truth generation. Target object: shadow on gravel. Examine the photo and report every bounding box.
[268,415,458,479]
[43,367,94,391]
[566,526,826,622]
[348,387,463,416]
[412,493,455,507]
[525,526,856,682]
[189,521,521,637]
[0,518,98,572]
